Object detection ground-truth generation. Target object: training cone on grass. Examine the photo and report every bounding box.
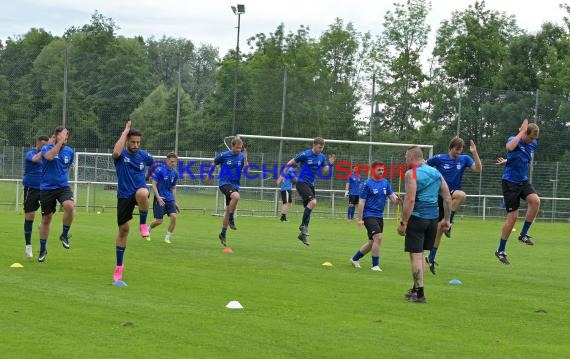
[225,300,243,309]
[223,247,234,253]
[322,261,333,267]
[449,279,462,285]
[10,263,24,268]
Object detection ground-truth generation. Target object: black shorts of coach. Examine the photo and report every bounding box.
[502,180,537,213]
[348,195,359,206]
[40,187,74,216]
[295,182,315,207]
[24,187,41,213]
[219,184,239,206]
[404,215,438,253]
[364,217,384,239]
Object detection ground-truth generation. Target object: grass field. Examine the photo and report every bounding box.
[1,209,569,358]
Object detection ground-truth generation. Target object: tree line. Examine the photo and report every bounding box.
[1,1,570,164]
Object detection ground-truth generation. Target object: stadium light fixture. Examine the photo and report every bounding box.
[231,4,245,135]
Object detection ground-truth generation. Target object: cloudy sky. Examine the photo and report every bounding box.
[1,0,566,56]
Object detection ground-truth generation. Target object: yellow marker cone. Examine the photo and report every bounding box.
[322,261,333,267]
[10,263,24,268]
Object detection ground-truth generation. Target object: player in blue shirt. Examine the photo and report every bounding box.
[398,146,452,303]
[112,121,154,284]
[37,127,75,262]
[149,152,179,244]
[350,162,399,271]
[276,172,296,222]
[425,137,482,274]
[212,136,248,247]
[495,119,540,265]
[22,135,50,258]
[278,137,336,245]
[344,164,363,220]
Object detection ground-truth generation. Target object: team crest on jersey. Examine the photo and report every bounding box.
[63,156,70,164]
[139,163,144,171]
[383,188,387,195]
[456,163,461,170]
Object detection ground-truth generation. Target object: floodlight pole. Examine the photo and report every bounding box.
[231,4,245,135]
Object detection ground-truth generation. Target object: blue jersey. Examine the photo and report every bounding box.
[23,149,43,189]
[293,149,328,187]
[152,166,178,201]
[280,177,293,191]
[214,151,245,189]
[502,136,538,183]
[40,144,74,190]
[411,163,442,220]
[114,149,154,199]
[346,172,362,196]
[359,178,394,219]
[427,153,474,191]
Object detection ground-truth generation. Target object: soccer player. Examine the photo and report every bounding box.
[350,162,399,271]
[149,152,179,244]
[112,120,154,284]
[424,137,482,274]
[397,146,451,303]
[276,172,295,222]
[38,127,75,262]
[344,164,362,220]
[22,135,50,258]
[278,137,336,246]
[212,136,248,247]
[495,119,540,265]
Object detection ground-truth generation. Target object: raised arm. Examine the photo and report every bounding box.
[506,119,528,152]
[43,129,67,161]
[321,153,336,177]
[113,121,131,159]
[469,140,482,173]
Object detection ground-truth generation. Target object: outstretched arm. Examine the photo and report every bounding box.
[469,140,482,173]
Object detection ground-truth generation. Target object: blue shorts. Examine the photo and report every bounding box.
[153,198,177,219]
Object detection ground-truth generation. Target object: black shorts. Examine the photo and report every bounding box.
[219,184,239,206]
[502,180,537,212]
[281,190,292,204]
[296,182,315,207]
[117,195,140,226]
[437,190,455,221]
[24,187,41,213]
[40,187,74,216]
[404,215,438,253]
[364,217,383,239]
[153,198,177,219]
[348,195,359,205]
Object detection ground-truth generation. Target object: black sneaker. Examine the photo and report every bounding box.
[59,234,71,249]
[444,225,452,238]
[298,232,310,246]
[280,215,287,222]
[425,256,437,275]
[218,233,227,247]
[495,250,510,264]
[404,288,427,303]
[229,221,237,230]
[38,249,48,262]
[518,234,534,245]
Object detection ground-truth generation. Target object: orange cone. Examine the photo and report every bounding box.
[223,247,234,253]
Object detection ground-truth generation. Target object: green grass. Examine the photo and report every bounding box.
[1,210,569,358]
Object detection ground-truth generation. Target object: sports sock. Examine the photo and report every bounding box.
[498,238,507,252]
[24,220,33,245]
[165,231,172,240]
[520,220,532,236]
[140,211,148,225]
[450,211,456,223]
[352,250,364,261]
[62,225,70,237]
[221,227,227,236]
[229,212,235,222]
[428,247,438,262]
[302,207,312,227]
[372,256,380,267]
[40,239,47,251]
[116,246,126,266]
